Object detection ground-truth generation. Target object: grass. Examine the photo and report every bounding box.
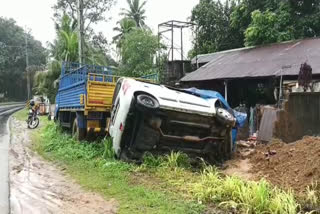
[12,109,314,214]
[13,108,28,121]
[31,120,204,214]
[136,152,302,213]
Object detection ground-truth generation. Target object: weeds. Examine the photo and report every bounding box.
[30,115,312,214]
[190,166,299,214]
[103,137,115,159]
[301,182,320,213]
[141,151,191,169]
[138,150,301,213]
[142,152,164,168]
[269,189,298,214]
[164,151,191,169]
[13,108,28,121]
[33,121,203,214]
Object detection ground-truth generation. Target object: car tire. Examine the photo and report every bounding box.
[136,94,159,112]
[216,107,235,126]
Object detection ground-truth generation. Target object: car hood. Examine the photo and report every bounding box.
[136,83,217,116]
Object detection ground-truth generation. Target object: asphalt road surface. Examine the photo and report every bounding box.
[0,104,25,214]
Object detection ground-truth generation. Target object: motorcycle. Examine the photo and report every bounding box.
[27,108,40,129]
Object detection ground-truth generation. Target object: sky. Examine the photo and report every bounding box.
[0,0,199,59]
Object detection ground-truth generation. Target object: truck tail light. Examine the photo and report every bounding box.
[119,123,124,131]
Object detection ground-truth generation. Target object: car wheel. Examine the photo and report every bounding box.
[216,107,235,126]
[136,94,159,112]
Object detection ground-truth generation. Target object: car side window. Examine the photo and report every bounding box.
[112,79,123,105]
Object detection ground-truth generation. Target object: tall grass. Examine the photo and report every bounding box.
[164,151,191,169]
[190,166,298,214]
[34,122,204,214]
[39,123,104,162]
[140,151,301,213]
[103,137,115,159]
[36,122,311,214]
[303,182,320,213]
[141,151,191,169]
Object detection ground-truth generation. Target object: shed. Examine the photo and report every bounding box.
[181,38,320,107]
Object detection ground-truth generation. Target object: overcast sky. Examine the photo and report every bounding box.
[0,0,199,59]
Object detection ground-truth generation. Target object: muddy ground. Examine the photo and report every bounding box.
[9,117,118,214]
[224,137,320,193]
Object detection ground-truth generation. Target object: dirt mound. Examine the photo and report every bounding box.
[250,137,320,192]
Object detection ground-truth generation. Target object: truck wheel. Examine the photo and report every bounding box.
[222,129,233,160]
[72,118,86,141]
[136,94,159,112]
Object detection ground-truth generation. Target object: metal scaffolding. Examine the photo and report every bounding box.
[158,20,195,63]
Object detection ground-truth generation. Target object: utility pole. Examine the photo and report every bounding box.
[78,0,84,64]
[25,28,30,100]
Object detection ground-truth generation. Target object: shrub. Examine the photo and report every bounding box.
[103,137,115,159]
[191,166,299,214]
[163,152,191,169]
[142,152,165,168]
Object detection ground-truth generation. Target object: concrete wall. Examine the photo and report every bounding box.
[274,92,320,142]
[162,61,191,86]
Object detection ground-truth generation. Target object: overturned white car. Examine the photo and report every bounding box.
[108,78,236,162]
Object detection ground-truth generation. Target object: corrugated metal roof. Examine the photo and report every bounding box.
[183,38,320,82]
[191,46,253,65]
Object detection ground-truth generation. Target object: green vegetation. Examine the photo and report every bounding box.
[120,0,147,28]
[33,0,118,102]
[118,29,160,77]
[190,167,298,214]
[29,117,314,213]
[190,0,320,56]
[32,121,203,214]
[10,108,319,213]
[13,108,28,122]
[139,155,301,214]
[0,17,47,100]
[244,8,294,46]
[113,18,137,48]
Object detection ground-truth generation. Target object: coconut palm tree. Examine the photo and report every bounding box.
[59,30,78,62]
[121,0,147,28]
[113,18,137,47]
[51,14,78,62]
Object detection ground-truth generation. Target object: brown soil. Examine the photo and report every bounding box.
[9,117,118,214]
[273,100,304,143]
[222,144,256,180]
[223,159,254,180]
[250,137,320,193]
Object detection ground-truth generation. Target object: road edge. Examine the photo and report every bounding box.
[7,115,12,214]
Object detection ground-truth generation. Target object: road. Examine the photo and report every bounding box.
[0,104,25,214]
